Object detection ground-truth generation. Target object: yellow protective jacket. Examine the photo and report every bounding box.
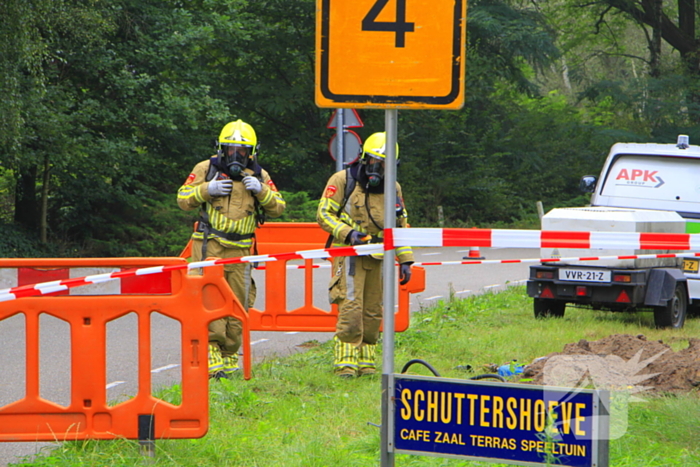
[317,169,414,264]
[177,157,286,249]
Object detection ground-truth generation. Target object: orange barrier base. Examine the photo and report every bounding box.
[247,261,425,332]
[0,258,247,441]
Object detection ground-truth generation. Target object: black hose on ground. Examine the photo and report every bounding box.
[469,373,506,382]
[400,359,507,383]
[400,359,441,376]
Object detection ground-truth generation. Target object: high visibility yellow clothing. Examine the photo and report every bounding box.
[316,169,414,263]
[179,158,284,370]
[329,255,383,346]
[317,167,414,359]
[189,238,255,358]
[177,158,285,249]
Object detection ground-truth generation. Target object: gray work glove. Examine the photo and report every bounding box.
[346,230,369,246]
[399,263,413,285]
[208,179,233,197]
[242,175,262,194]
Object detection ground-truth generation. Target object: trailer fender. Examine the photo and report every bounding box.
[644,268,687,307]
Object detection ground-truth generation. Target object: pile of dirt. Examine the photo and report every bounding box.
[521,334,700,394]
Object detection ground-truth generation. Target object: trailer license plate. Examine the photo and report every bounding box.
[559,269,611,282]
[683,258,699,273]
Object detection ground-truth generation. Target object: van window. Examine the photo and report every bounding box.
[599,154,700,215]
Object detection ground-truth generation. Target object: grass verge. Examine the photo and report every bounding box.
[15,286,700,466]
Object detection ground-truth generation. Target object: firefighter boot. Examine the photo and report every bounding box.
[333,336,358,378]
[208,344,226,380]
[222,353,240,377]
[358,344,377,376]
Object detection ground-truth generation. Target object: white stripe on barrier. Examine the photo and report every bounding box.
[691,235,700,251]
[188,260,219,270]
[247,255,276,263]
[136,266,164,276]
[590,231,639,250]
[492,229,540,248]
[395,228,442,247]
[39,285,68,295]
[74,268,120,295]
[298,249,334,259]
[84,272,118,284]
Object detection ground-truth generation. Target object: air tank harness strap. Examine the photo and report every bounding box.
[197,210,254,259]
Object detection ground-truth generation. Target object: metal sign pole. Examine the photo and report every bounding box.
[380,108,398,467]
[335,108,344,171]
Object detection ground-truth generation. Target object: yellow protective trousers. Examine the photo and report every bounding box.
[329,255,383,347]
[190,238,256,358]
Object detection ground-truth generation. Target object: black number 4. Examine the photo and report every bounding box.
[362,0,415,48]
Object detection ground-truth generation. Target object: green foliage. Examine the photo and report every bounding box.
[273,190,319,223]
[0,166,14,224]
[3,0,700,254]
[0,223,59,257]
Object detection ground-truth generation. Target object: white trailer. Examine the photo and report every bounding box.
[526,136,700,328]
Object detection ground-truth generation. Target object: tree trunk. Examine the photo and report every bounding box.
[40,154,50,243]
[642,0,663,78]
[14,164,39,232]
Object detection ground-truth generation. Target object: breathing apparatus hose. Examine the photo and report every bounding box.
[400,359,507,382]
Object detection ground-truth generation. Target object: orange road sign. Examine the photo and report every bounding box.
[315,0,467,110]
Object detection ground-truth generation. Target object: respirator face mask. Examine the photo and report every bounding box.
[364,155,385,187]
[220,144,251,176]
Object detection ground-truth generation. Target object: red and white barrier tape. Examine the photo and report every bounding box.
[388,228,700,250]
[412,252,700,267]
[0,244,382,303]
[5,227,700,302]
[268,251,700,269]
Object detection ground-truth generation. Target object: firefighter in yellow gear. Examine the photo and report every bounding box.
[317,132,414,378]
[177,120,286,379]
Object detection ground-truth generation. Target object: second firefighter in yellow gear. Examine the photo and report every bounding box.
[177,119,286,379]
[317,131,414,378]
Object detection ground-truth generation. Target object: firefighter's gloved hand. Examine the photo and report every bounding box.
[242,175,262,194]
[208,179,233,197]
[347,230,368,246]
[399,263,413,285]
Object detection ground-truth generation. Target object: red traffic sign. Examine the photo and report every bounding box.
[326,109,364,129]
[328,130,362,164]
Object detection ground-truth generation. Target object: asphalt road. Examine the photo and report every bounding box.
[0,246,533,466]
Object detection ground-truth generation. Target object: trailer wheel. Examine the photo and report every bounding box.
[653,283,687,329]
[534,299,566,318]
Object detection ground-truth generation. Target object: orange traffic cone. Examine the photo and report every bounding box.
[463,246,484,260]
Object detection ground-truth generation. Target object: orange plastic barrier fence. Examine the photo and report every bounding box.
[181,222,426,332]
[0,257,246,442]
[252,223,424,331]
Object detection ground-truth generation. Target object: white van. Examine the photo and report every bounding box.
[526,136,700,328]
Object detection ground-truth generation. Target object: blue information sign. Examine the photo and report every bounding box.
[393,375,609,467]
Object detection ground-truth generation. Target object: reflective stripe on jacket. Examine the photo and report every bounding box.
[317,169,414,264]
[178,158,285,248]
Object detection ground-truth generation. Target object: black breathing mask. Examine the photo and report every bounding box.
[364,155,385,187]
[220,144,252,177]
